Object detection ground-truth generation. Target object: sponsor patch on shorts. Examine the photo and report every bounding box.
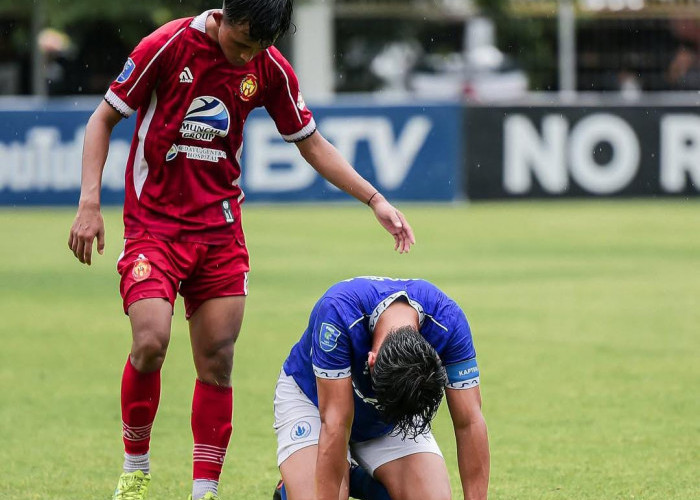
[290,420,312,441]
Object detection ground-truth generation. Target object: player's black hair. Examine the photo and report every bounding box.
[371,326,447,440]
[222,0,294,47]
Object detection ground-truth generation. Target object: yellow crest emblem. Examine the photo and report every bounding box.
[239,74,258,101]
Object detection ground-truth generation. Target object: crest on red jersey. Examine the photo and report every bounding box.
[132,254,152,282]
[239,74,258,101]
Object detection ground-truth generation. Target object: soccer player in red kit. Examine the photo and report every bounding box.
[67,2,415,499]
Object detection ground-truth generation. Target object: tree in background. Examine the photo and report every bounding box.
[0,0,215,94]
[474,0,557,90]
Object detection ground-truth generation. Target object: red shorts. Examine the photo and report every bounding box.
[117,233,250,319]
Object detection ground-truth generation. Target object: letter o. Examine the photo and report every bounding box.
[568,114,640,194]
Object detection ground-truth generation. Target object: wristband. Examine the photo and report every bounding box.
[367,192,379,206]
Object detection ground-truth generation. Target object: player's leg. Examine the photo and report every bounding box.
[374,453,450,500]
[280,445,318,499]
[186,295,245,500]
[352,431,450,500]
[181,237,250,500]
[274,370,350,500]
[124,297,174,453]
[115,239,181,500]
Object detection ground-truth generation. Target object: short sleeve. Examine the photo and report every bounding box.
[440,304,479,389]
[311,299,352,379]
[263,48,316,143]
[105,20,187,117]
[440,305,477,367]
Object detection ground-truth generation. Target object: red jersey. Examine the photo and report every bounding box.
[105,10,316,245]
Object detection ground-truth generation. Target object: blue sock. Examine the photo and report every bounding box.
[349,464,391,500]
[278,481,288,500]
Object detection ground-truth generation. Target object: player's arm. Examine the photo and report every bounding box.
[68,100,123,265]
[295,132,415,254]
[445,386,490,500]
[315,376,354,500]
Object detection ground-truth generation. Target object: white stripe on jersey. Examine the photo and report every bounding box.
[133,92,158,199]
[282,117,316,143]
[425,314,449,332]
[265,49,303,125]
[105,89,136,117]
[127,27,187,97]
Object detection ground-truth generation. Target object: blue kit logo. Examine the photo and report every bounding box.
[180,96,230,142]
[319,323,342,352]
[290,420,312,441]
[116,58,135,84]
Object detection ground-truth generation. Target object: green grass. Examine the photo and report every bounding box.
[1,201,699,499]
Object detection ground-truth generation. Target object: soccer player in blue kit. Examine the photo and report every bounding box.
[272,277,490,500]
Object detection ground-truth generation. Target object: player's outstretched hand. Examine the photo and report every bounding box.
[369,194,415,253]
[68,202,105,265]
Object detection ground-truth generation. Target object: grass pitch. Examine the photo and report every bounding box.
[1,201,698,499]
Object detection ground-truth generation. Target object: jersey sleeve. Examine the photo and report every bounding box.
[311,298,352,380]
[104,19,187,118]
[440,305,480,389]
[263,48,317,143]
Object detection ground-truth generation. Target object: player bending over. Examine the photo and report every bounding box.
[273,277,490,500]
[67,2,414,500]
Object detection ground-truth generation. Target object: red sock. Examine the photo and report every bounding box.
[121,356,161,455]
[191,379,233,480]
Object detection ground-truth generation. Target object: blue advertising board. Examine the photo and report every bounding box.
[0,99,461,205]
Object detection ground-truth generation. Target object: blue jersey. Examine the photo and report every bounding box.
[282,277,480,442]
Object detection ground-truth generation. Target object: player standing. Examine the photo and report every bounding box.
[273,277,489,500]
[67,2,415,499]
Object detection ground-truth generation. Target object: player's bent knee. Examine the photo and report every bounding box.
[131,335,170,371]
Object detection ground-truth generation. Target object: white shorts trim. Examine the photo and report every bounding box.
[273,370,443,473]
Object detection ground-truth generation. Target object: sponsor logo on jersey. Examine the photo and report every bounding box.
[239,74,258,101]
[116,58,135,84]
[319,323,342,352]
[179,66,194,84]
[296,91,306,111]
[132,254,152,282]
[222,199,235,223]
[290,420,312,441]
[165,143,227,163]
[180,96,230,142]
[166,144,179,162]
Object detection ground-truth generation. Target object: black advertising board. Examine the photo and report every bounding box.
[465,105,700,199]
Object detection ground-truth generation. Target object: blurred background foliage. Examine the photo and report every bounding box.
[0,0,210,29]
[475,0,557,90]
[0,0,697,95]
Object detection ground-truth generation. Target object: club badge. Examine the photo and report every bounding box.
[132,254,152,282]
[239,74,258,101]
